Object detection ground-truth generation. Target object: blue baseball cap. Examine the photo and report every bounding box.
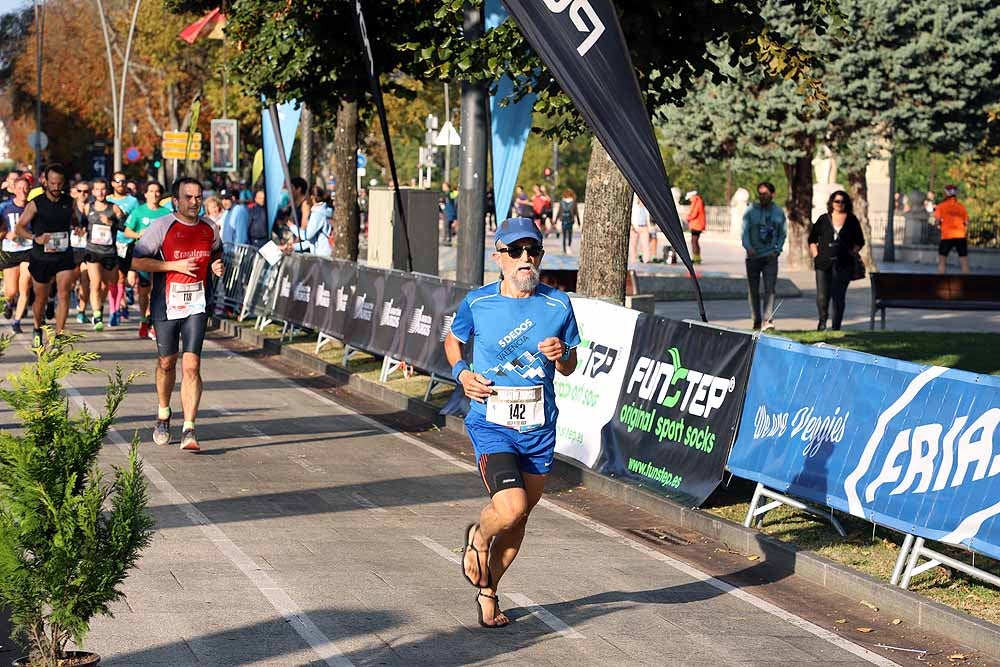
[494,217,542,247]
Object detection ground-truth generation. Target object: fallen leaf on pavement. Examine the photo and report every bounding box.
[948,654,967,661]
[891,618,902,625]
[747,555,760,561]
[856,627,873,633]
[860,600,879,612]
[835,619,847,624]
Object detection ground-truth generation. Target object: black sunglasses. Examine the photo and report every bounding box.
[832,198,846,204]
[498,245,543,259]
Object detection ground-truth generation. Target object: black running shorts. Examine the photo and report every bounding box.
[85,252,118,271]
[938,238,968,258]
[29,253,75,284]
[0,250,30,270]
[154,312,209,357]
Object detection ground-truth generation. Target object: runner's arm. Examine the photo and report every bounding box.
[444,332,493,402]
[13,201,36,240]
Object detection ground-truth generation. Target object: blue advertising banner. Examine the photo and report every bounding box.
[262,99,301,227]
[728,336,1000,560]
[486,0,535,218]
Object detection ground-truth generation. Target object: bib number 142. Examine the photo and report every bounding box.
[509,403,526,421]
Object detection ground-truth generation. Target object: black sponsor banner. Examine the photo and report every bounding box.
[597,316,754,506]
[398,274,470,377]
[502,0,707,321]
[373,270,415,358]
[343,265,386,351]
[271,254,301,323]
[319,260,358,339]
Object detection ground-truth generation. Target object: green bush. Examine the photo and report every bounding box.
[0,332,153,667]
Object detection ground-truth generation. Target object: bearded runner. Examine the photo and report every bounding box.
[132,177,224,452]
[444,216,580,629]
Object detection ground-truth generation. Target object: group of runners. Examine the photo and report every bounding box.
[4,165,582,628]
[1,164,222,452]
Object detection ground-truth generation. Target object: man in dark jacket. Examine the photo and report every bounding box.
[247,190,269,249]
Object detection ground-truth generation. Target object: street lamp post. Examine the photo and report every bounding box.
[95,0,143,173]
[33,0,44,177]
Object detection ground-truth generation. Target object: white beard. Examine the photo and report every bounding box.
[509,264,540,293]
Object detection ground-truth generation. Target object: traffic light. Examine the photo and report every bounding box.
[152,148,163,170]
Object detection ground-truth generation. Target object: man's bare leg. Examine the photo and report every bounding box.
[54,270,74,333]
[960,256,970,274]
[937,255,947,274]
[464,473,547,626]
[180,352,203,424]
[14,262,31,321]
[31,279,49,329]
[156,354,178,412]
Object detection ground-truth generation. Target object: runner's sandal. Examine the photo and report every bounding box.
[462,522,492,589]
[476,592,509,629]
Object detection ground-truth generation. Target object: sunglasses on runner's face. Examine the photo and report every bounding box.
[112,179,126,184]
[498,245,543,259]
[832,199,845,204]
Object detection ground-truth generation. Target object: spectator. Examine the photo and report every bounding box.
[238,180,253,204]
[923,190,936,216]
[1,170,21,204]
[357,187,369,233]
[530,184,546,234]
[808,190,865,331]
[441,181,457,244]
[514,185,532,219]
[540,184,554,237]
[741,181,786,331]
[485,187,496,231]
[628,195,650,264]
[204,196,224,226]
[219,189,250,246]
[685,190,706,264]
[935,184,970,274]
[558,188,580,254]
[304,186,333,258]
[247,190,269,249]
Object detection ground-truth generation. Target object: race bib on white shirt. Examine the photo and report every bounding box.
[486,386,545,431]
[2,235,31,252]
[91,224,113,246]
[44,232,69,253]
[70,230,88,248]
[167,281,206,320]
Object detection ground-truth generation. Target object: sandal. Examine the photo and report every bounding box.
[476,592,509,628]
[461,522,492,589]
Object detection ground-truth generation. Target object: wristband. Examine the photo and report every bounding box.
[451,360,470,382]
[559,342,572,361]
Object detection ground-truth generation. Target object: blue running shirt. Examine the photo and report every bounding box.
[451,281,581,429]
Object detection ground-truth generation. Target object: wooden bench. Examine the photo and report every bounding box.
[869,272,1000,330]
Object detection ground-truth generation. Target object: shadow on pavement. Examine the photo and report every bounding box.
[146,471,480,531]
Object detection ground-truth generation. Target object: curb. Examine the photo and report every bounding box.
[209,316,1000,660]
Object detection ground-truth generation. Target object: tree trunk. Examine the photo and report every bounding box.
[781,138,815,270]
[299,105,313,185]
[847,169,876,271]
[332,99,359,261]
[577,137,632,304]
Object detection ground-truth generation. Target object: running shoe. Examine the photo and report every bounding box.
[152,418,171,446]
[126,287,135,306]
[138,321,149,339]
[2,303,12,320]
[76,311,87,324]
[120,305,129,320]
[180,428,200,452]
[93,317,104,332]
[11,320,22,334]
[45,300,55,320]
[109,311,120,327]
[148,325,156,340]
[32,328,43,348]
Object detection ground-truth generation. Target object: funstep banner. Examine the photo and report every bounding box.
[728,336,1000,560]
[596,317,754,506]
[400,274,469,378]
[554,297,640,468]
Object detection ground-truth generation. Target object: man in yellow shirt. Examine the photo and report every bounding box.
[934,184,969,274]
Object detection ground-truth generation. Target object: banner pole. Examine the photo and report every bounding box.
[267,103,300,229]
[457,2,487,286]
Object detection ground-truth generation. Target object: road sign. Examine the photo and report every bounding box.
[162,131,202,160]
[356,153,367,169]
[125,146,141,163]
[434,121,461,146]
[28,131,48,152]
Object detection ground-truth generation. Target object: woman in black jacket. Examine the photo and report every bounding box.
[808,190,865,331]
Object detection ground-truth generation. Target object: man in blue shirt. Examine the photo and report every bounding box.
[219,190,249,246]
[444,217,580,628]
[741,181,787,331]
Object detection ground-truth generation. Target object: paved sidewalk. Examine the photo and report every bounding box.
[0,324,989,666]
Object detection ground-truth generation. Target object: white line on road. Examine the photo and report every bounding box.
[36,344,355,667]
[289,454,326,474]
[275,366,898,666]
[414,536,584,639]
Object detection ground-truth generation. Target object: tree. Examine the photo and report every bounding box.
[413,0,833,296]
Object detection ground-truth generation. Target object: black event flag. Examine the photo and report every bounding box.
[501,0,706,321]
